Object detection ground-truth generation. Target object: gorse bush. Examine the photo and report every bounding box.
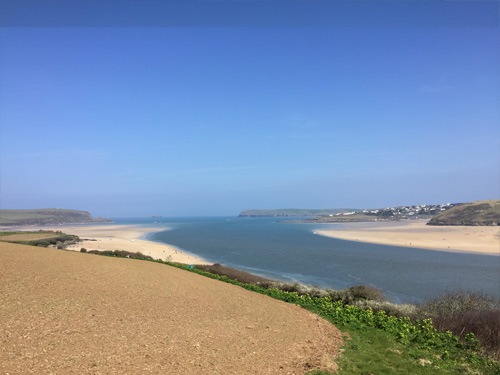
[417,291,499,317]
[257,281,330,298]
[194,264,388,305]
[346,285,387,303]
[328,285,387,305]
[353,300,417,319]
[196,263,272,285]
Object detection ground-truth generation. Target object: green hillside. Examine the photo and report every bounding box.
[0,209,112,226]
[427,200,500,226]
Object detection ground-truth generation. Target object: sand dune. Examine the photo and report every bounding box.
[0,242,343,374]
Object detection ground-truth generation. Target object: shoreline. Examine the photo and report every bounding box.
[4,224,210,265]
[315,219,500,255]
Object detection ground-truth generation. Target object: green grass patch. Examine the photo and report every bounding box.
[0,231,79,247]
[314,325,497,375]
[0,231,26,236]
[0,231,49,237]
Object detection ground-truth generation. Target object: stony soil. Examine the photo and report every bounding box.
[0,242,344,374]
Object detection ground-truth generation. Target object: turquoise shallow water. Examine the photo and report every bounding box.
[113,217,499,304]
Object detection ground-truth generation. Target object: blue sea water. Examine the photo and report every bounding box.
[113,217,499,304]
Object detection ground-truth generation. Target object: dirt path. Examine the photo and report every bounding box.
[0,242,344,374]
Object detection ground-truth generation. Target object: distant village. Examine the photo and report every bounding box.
[328,203,459,220]
[241,203,464,222]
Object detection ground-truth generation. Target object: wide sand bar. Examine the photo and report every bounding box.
[316,220,500,255]
[5,224,209,264]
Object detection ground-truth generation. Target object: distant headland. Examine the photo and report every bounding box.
[240,200,500,226]
[0,209,113,226]
[239,203,459,223]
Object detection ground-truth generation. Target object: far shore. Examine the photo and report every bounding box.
[315,219,500,255]
[3,224,210,265]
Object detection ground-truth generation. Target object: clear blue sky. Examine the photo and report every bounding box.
[1,1,499,217]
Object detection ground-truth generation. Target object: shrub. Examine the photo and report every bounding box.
[195,263,272,285]
[80,248,87,253]
[348,285,387,302]
[87,249,154,260]
[417,291,498,318]
[416,291,500,359]
[254,281,330,298]
[328,285,387,305]
[327,288,352,304]
[354,300,417,318]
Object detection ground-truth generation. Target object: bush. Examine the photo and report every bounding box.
[348,285,387,302]
[417,291,498,317]
[80,248,87,253]
[195,263,272,285]
[328,285,387,305]
[255,281,330,298]
[354,300,417,318]
[416,291,500,359]
[87,249,154,260]
[21,234,79,248]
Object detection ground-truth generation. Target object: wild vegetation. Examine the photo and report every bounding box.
[82,248,155,260]
[200,264,500,361]
[0,231,79,248]
[196,263,274,284]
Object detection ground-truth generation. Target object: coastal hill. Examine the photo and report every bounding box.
[427,199,500,226]
[0,241,342,374]
[0,209,112,226]
[242,203,459,223]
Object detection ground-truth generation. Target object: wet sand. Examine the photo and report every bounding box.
[316,220,500,255]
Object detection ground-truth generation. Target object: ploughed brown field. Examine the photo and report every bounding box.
[0,242,343,374]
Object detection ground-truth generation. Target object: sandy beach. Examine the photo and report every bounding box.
[7,224,209,265]
[316,220,500,255]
